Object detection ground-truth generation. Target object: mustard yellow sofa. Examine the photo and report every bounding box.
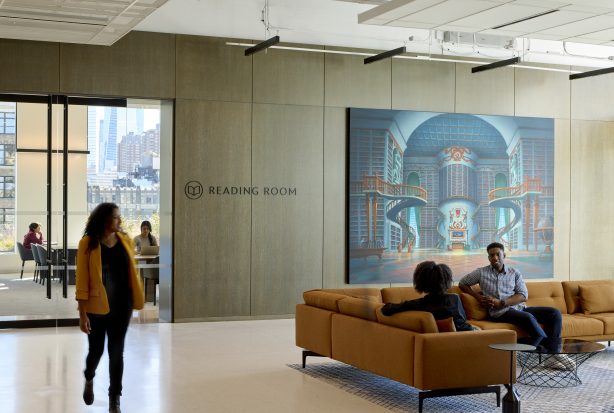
[457,280,614,341]
[295,288,516,413]
[295,280,614,412]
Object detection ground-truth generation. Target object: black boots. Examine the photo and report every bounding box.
[83,379,94,405]
[109,395,121,413]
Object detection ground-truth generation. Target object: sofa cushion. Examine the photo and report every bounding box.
[562,314,604,337]
[460,293,488,320]
[338,297,383,321]
[584,313,614,335]
[579,284,614,314]
[469,319,525,336]
[435,317,456,333]
[325,288,383,303]
[525,281,568,313]
[376,310,439,334]
[562,280,614,314]
[381,287,423,304]
[303,290,348,312]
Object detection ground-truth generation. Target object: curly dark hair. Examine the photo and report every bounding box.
[487,242,505,253]
[413,261,453,295]
[28,222,39,231]
[83,202,120,250]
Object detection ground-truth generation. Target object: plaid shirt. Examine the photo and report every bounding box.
[459,264,528,318]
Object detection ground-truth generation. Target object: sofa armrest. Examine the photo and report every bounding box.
[413,329,516,390]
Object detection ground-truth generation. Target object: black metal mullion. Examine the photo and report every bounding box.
[62,97,68,298]
[46,95,52,300]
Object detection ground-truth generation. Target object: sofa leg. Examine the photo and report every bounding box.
[302,350,324,368]
[418,385,500,413]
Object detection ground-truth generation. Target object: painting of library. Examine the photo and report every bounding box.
[348,108,555,284]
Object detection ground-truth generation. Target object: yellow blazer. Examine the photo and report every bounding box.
[75,232,144,314]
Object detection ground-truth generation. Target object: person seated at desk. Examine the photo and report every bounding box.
[381,260,478,331]
[133,220,158,253]
[23,222,44,249]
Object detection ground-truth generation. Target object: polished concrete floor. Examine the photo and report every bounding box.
[0,319,390,413]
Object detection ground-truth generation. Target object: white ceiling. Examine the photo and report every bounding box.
[0,0,168,45]
[3,0,614,69]
[134,0,614,68]
[359,0,614,46]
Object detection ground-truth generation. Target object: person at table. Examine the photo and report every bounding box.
[76,202,144,413]
[381,260,478,331]
[23,222,44,249]
[133,220,157,253]
[459,242,562,338]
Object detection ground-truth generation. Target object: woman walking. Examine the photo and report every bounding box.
[75,203,144,412]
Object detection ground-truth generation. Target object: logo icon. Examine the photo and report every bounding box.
[185,181,203,200]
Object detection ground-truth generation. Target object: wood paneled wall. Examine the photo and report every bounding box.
[2,31,613,320]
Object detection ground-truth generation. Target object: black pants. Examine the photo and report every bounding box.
[84,309,132,396]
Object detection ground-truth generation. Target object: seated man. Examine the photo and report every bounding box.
[382,260,478,331]
[459,242,562,338]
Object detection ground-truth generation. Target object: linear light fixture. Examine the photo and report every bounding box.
[492,9,559,30]
[472,57,520,73]
[245,36,280,56]
[226,42,581,75]
[569,66,614,80]
[364,46,406,64]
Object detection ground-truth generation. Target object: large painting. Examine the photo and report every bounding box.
[347,108,555,284]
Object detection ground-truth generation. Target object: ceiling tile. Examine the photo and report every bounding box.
[492,10,593,35]
[396,0,501,26]
[387,20,435,29]
[537,15,614,37]
[450,3,553,30]
[560,4,614,14]
[572,27,614,42]
[358,0,446,24]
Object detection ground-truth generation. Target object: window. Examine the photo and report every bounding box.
[0,176,15,198]
[87,105,161,237]
[0,111,15,134]
[0,144,16,166]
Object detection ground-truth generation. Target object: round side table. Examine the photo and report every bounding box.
[489,343,536,413]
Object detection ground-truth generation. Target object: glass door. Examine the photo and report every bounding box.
[0,95,173,327]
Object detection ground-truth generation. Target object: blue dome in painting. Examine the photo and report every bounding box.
[406,113,508,158]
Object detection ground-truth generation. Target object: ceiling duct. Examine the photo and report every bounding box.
[443,31,516,49]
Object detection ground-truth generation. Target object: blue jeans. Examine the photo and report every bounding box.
[493,306,562,338]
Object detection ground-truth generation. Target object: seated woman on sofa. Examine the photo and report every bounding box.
[381,261,478,331]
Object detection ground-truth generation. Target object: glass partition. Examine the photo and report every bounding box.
[0,95,173,327]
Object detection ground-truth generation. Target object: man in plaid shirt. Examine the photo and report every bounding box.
[459,242,562,338]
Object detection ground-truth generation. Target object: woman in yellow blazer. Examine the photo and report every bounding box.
[76,202,143,413]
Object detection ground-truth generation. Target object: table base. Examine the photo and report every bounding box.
[517,352,597,387]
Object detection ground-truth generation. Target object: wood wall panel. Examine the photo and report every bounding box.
[569,120,614,279]
[553,119,570,281]
[515,67,570,119]
[325,51,391,109]
[0,39,59,93]
[392,59,455,112]
[253,46,324,106]
[571,68,614,121]
[322,107,345,288]
[455,64,514,116]
[59,31,175,98]
[176,35,252,102]
[174,100,252,320]
[251,104,323,315]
